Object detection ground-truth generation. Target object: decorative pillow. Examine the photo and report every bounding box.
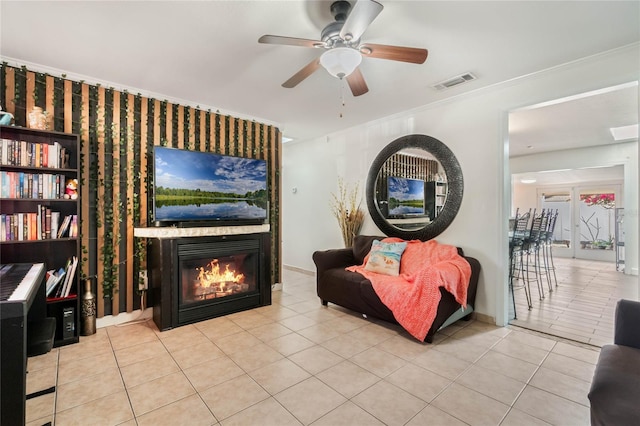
[364,240,408,276]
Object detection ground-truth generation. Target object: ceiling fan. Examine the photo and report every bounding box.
[258,0,428,96]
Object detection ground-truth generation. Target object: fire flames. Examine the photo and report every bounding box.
[196,260,244,289]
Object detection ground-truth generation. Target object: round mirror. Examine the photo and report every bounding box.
[366,134,463,241]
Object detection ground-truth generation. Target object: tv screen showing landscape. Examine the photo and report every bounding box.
[387,176,425,217]
[153,147,268,224]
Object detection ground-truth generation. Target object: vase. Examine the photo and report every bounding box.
[81,278,96,335]
[28,106,48,130]
[0,111,13,125]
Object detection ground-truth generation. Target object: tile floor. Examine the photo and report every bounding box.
[26,267,606,426]
[510,256,638,347]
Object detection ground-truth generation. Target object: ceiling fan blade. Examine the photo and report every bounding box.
[359,43,428,64]
[339,0,383,42]
[282,58,322,88]
[346,67,369,96]
[258,35,325,48]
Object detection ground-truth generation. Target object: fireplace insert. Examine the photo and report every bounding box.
[148,232,271,330]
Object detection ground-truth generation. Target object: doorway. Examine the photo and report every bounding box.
[507,82,638,346]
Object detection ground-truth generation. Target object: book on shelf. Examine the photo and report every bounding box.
[18,173,24,198]
[0,171,8,198]
[29,212,38,240]
[56,256,78,298]
[20,141,27,166]
[0,171,65,199]
[3,214,10,241]
[44,208,52,239]
[45,267,67,297]
[39,204,46,240]
[42,143,48,168]
[54,258,72,298]
[31,174,37,198]
[16,212,24,241]
[68,214,78,238]
[57,214,72,238]
[0,138,64,169]
[60,147,68,169]
[35,144,41,167]
[51,211,60,239]
[49,142,61,168]
[9,215,14,241]
[66,256,78,297]
[0,208,71,241]
[0,139,7,165]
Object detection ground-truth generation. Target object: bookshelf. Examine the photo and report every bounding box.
[425,181,447,221]
[0,125,80,347]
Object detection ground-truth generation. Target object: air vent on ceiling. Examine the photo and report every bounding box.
[432,72,477,91]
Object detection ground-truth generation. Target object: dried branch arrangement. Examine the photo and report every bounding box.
[330,178,365,247]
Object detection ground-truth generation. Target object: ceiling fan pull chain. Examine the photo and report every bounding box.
[339,80,345,118]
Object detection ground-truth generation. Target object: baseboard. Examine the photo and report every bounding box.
[473,312,496,325]
[283,264,315,276]
[96,307,153,329]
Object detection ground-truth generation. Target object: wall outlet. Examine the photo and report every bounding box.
[139,270,148,291]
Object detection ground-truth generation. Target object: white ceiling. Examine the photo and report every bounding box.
[509,83,639,158]
[509,81,637,185]
[1,0,638,154]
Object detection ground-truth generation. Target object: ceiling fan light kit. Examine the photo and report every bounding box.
[258,0,428,97]
[320,47,362,79]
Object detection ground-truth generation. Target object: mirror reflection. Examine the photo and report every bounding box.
[374,149,448,230]
[366,134,463,241]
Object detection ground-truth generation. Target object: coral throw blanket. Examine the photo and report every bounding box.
[347,238,471,341]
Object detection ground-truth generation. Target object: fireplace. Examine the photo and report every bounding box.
[176,237,263,326]
[181,256,253,304]
[141,227,271,331]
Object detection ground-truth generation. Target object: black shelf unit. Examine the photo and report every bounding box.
[425,181,447,221]
[0,125,80,347]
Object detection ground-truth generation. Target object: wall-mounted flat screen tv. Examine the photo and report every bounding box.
[153,146,268,226]
[387,176,425,217]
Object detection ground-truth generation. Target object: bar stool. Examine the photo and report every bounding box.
[541,208,559,291]
[510,209,532,313]
[520,209,548,302]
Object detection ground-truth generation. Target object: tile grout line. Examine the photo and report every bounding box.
[160,325,220,425]
[52,348,60,425]
[400,324,507,426]
[499,339,558,425]
[109,324,143,424]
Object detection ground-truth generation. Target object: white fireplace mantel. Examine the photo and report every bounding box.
[134,224,270,239]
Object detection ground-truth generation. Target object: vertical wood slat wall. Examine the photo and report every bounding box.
[1,65,282,318]
[376,152,439,203]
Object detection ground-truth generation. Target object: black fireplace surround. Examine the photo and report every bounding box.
[148,232,271,331]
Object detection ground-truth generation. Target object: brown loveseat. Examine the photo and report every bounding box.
[312,235,481,343]
[588,299,640,425]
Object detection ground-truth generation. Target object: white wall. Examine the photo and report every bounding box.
[282,44,639,325]
[511,182,539,215]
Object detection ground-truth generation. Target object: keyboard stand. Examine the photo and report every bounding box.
[0,264,50,426]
